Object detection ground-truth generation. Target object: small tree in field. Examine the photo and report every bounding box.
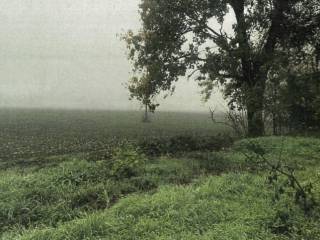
[123,30,160,122]
[128,73,158,122]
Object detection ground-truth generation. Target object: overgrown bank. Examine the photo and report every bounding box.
[1,137,320,239]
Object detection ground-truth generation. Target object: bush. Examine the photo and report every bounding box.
[110,146,146,179]
[138,134,233,156]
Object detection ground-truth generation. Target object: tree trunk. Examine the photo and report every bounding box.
[246,79,266,137]
[273,113,278,136]
[231,0,266,137]
[142,103,149,123]
[247,98,265,137]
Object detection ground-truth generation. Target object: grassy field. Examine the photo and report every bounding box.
[0,109,319,239]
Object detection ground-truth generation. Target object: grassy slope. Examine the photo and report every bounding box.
[7,174,277,240]
[1,137,320,239]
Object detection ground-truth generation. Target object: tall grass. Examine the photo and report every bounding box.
[1,137,320,239]
[5,172,320,240]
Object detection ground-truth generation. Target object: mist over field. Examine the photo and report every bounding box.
[0,0,225,112]
[0,1,319,239]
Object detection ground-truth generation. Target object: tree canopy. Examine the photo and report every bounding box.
[124,0,320,136]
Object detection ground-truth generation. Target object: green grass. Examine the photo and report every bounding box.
[0,151,226,233]
[1,136,320,239]
[4,172,320,240]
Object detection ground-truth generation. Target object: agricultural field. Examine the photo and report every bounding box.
[0,108,227,169]
[0,109,319,239]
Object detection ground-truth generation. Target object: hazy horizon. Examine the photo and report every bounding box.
[0,0,226,112]
[0,105,228,115]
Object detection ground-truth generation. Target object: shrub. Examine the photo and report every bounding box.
[138,134,233,157]
[110,146,146,179]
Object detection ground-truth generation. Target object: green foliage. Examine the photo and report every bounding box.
[6,173,320,240]
[285,73,320,131]
[187,151,243,174]
[127,74,160,122]
[1,136,320,239]
[234,137,320,167]
[0,145,230,235]
[124,0,319,136]
[110,147,146,179]
[0,153,152,233]
[241,140,318,214]
[138,134,233,156]
[265,59,320,134]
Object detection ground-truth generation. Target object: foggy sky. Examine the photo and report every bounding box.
[0,0,226,112]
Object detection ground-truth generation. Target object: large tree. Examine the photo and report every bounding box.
[125,0,318,136]
[263,1,320,134]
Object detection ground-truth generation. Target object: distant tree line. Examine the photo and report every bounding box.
[123,0,320,136]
